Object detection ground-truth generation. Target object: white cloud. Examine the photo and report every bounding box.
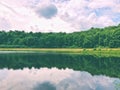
[0,0,120,32]
[0,17,11,30]
[57,0,117,30]
[88,0,115,9]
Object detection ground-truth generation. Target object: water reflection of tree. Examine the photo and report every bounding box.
[0,53,120,78]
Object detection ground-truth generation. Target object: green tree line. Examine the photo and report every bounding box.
[0,24,120,48]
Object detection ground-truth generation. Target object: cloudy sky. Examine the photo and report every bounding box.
[0,0,120,32]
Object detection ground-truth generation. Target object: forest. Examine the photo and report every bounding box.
[0,24,120,48]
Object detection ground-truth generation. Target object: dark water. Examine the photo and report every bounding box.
[0,52,120,90]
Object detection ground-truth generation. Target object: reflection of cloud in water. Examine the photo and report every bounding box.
[33,82,56,90]
[0,68,119,90]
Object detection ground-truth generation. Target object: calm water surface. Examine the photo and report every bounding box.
[0,51,120,90]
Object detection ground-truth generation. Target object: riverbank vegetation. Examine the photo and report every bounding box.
[0,48,120,57]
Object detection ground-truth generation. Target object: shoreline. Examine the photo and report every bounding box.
[0,48,120,57]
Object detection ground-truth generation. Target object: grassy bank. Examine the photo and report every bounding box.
[0,48,120,57]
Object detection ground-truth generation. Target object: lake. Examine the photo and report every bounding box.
[0,51,120,90]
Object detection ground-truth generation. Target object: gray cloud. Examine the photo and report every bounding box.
[36,4,58,19]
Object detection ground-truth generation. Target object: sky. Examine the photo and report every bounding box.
[0,0,120,33]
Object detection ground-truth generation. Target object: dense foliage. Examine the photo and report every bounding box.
[0,24,120,48]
